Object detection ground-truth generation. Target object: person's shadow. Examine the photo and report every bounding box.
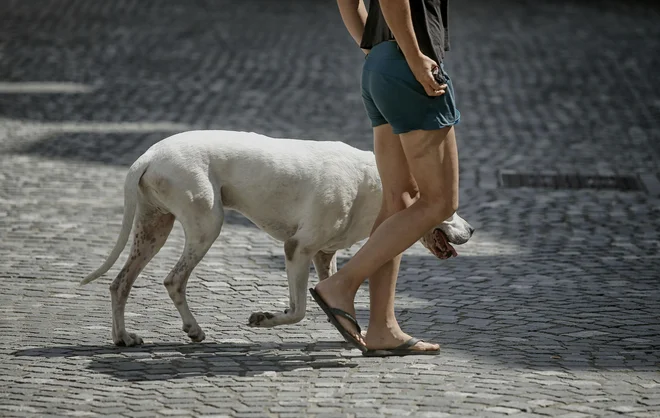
[13,341,360,381]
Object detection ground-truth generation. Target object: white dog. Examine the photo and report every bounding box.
[82,130,474,346]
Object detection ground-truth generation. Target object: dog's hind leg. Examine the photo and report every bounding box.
[110,207,175,346]
[249,237,315,327]
[163,195,223,343]
[312,250,337,281]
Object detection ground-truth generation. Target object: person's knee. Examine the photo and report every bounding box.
[419,194,458,225]
[372,189,416,233]
[382,183,419,212]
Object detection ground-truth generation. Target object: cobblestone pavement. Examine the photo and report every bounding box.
[1,0,659,417]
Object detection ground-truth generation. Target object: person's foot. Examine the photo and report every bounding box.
[364,323,439,353]
[313,277,365,347]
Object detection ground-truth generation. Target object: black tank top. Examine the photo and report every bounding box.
[360,0,450,64]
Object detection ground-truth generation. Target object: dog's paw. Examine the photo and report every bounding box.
[113,331,144,347]
[248,311,276,327]
[183,324,206,342]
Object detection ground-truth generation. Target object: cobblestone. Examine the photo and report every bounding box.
[1,0,660,417]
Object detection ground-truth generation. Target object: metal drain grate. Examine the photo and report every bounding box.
[498,172,644,191]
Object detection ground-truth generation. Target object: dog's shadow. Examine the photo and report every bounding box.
[13,341,360,381]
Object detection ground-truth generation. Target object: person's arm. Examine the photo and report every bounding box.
[336,0,369,54]
[379,0,444,95]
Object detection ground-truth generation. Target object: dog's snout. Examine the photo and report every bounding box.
[469,226,475,236]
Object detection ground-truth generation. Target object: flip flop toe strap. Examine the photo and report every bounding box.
[394,337,421,351]
[329,308,362,335]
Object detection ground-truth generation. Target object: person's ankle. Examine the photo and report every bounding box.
[319,272,360,294]
[366,317,402,336]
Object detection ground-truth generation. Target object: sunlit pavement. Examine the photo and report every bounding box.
[1,0,659,416]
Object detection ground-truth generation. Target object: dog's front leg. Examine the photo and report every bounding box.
[248,238,312,327]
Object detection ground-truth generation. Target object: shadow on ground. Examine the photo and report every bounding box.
[13,341,359,381]
[12,252,660,377]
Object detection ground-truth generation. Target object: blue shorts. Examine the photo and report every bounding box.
[361,41,461,135]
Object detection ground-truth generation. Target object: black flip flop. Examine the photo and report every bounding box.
[309,288,367,353]
[362,337,440,357]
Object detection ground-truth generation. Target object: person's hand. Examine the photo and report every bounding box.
[407,53,447,96]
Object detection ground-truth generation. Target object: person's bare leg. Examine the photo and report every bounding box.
[364,132,439,352]
[314,126,459,346]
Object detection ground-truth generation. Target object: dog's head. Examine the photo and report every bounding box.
[419,213,474,259]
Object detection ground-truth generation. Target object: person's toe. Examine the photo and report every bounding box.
[337,316,364,345]
[412,340,440,351]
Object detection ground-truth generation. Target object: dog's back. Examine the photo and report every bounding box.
[137,130,379,242]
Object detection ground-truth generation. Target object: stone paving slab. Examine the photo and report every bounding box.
[1,0,659,417]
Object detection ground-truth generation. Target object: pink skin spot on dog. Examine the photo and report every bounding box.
[432,229,457,259]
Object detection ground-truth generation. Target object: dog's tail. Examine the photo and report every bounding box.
[80,155,151,285]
